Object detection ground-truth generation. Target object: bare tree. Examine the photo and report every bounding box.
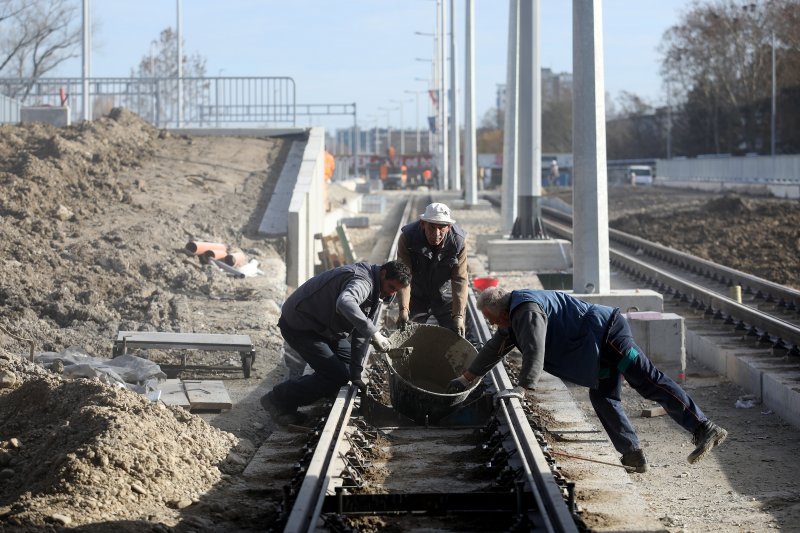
[125,27,208,126]
[0,0,82,98]
[659,0,800,154]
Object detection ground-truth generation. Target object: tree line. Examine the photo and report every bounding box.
[1,0,797,158]
[478,0,800,159]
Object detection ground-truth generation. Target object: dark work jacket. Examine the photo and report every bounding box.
[400,220,466,306]
[469,290,615,388]
[281,263,382,376]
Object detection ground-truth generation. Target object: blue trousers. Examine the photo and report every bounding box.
[591,312,707,454]
[270,317,352,412]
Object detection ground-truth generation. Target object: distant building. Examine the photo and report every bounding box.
[496,68,573,110]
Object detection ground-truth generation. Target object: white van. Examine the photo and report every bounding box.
[627,165,653,186]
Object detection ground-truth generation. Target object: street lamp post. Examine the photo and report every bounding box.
[176,0,183,128]
[377,106,397,154]
[391,98,413,155]
[771,30,776,158]
[405,90,423,153]
[415,77,433,152]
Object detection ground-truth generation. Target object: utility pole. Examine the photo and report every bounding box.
[448,0,461,190]
[438,0,449,189]
[82,0,91,121]
[464,0,477,205]
[771,30,776,158]
[176,0,183,128]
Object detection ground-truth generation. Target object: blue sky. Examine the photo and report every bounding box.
[57,1,690,133]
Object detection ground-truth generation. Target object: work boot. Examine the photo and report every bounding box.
[260,391,307,426]
[620,449,648,473]
[688,421,728,464]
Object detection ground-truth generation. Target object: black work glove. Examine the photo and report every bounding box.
[351,379,367,396]
[446,375,470,394]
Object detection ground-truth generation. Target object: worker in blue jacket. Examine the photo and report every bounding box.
[262,261,411,425]
[448,287,728,473]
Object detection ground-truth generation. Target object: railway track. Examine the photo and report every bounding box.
[540,206,800,357]
[262,194,583,532]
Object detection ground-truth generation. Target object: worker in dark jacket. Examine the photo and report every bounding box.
[262,261,411,425]
[396,202,469,337]
[448,287,728,472]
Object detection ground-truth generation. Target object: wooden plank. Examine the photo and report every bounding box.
[115,331,253,352]
[336,224,355,263]
[183,380,232,411]
[158,379,191,409]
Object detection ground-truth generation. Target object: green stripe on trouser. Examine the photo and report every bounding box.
[598,347,639,379]
[618,347,639,373]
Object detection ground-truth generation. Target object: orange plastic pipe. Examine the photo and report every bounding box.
[224,252,247,268]
[186,241,227,257]
[201,249,227,261]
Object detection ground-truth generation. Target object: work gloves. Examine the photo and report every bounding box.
[453,315,465,337]
[351,379,367,396]
[446,374,472,394]
[371,331,391,352]
[397,308,410,330]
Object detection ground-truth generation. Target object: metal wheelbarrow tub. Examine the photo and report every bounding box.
[384,323,479,425]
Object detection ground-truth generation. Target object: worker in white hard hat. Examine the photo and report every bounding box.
[396,202,469,337]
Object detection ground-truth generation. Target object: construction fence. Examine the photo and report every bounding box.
[0,76,296,128]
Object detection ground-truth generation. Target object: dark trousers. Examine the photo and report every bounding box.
[410,298,456,330]
[590,313,707,454]
[270,317,352,412]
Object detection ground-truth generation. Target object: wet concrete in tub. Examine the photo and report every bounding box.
[384,324,479,424]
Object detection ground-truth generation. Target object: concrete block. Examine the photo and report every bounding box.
[21,106,71,127]
[341,216,370,228]
[476,233,505,254]
[728,354,765,398]
[487,238,572,272]
[763,371,800,430]
[575,289,663,313]
[685,328,729,377]
[360,194,386,214]
[624,311,686,377]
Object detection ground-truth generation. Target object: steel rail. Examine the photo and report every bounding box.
[282,386,358,532]
[543,206,800,315]
[467,293,578,532]
[282,194,418,532]
[542,214,800,355]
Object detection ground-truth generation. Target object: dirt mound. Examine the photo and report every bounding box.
[0,351,236,528]
[704,194,752,214]
[610,194,800,289]
[0,109,285,530]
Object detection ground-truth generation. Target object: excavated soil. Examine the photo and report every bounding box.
[0,109,798,531]
[548,187,800,289]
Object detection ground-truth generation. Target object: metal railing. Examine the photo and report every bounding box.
[0,93,20,123]
[0,76,296,128]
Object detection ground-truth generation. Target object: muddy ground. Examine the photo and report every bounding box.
[0,110,798,531]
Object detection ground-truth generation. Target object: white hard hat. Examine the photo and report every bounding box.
[419,202,456,225]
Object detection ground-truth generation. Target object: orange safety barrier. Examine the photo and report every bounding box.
[224,252,247,268]
[186,241,227,258]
